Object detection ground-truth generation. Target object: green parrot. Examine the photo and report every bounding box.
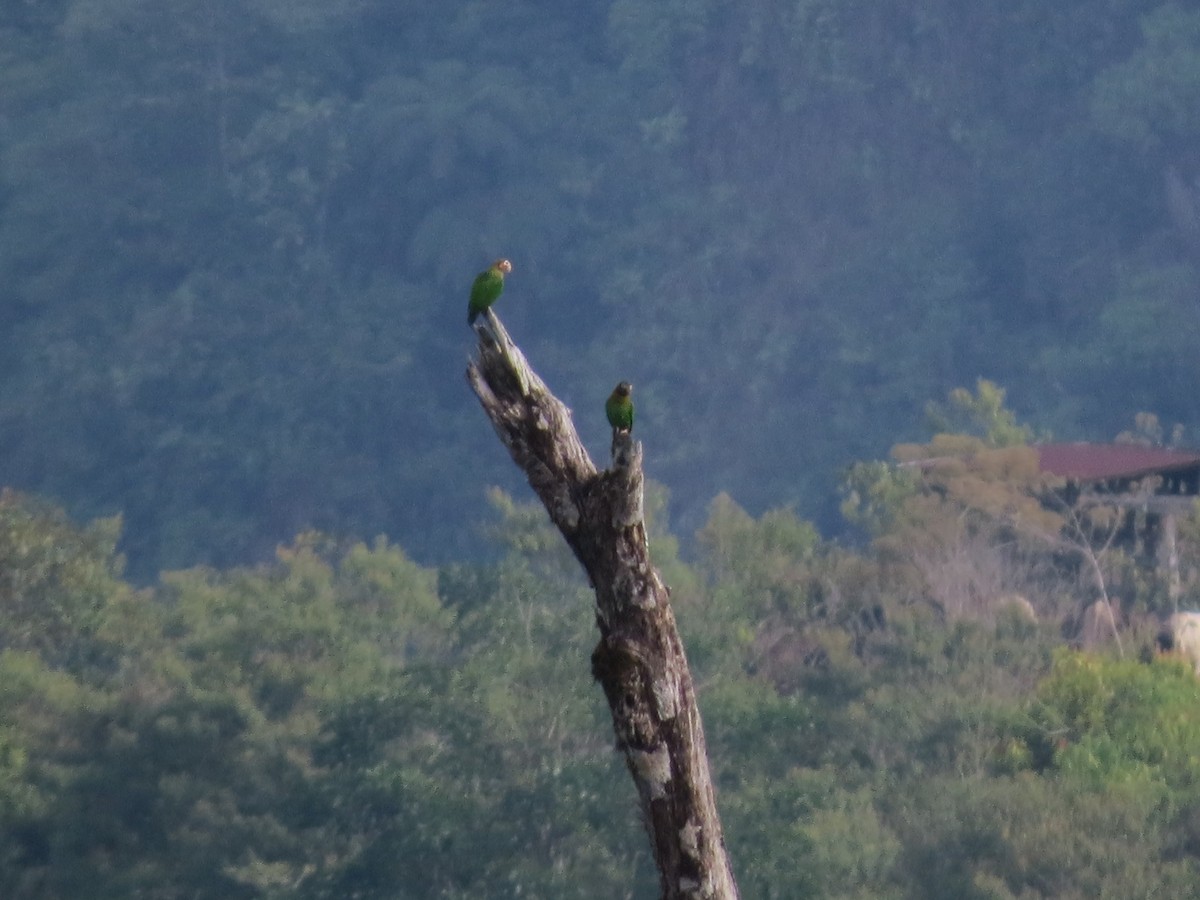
[605,381,634,453]
[467,258,513,325]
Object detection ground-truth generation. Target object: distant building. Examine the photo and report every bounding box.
[1036,443,1200,599]
[1035,443,1200,496]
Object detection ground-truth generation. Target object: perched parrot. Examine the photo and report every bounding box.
[605,381,634,454]
[467,258,513,325]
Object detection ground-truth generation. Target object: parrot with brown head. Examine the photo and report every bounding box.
[467,258,512,325]
[606,381,634,455]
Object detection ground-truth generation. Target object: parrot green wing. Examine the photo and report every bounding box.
[606,383,634,457]
[467,262,508,324]
[605,388,634,431]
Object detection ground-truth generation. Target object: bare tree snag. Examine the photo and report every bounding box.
[467,311,740,900]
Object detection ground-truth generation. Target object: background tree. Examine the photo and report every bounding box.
[5,0,1200,578]
[2,466,1200,894]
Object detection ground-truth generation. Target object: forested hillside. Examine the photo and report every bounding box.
[3,0,1200,577]
[4,389,1200,897]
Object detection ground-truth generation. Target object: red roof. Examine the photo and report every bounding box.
[1036,443,1200,480]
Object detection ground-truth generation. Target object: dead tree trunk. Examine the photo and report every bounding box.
[467,312,739,900]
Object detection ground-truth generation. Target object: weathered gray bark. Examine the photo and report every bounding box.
[466,311,739,900]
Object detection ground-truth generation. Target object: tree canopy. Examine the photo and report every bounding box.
[6,2,1200,890]
[3,0,1200,577]
[4,411,1200,896]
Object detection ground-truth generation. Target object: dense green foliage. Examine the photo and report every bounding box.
[5,0,1200,891]
[3,410,1200,898]
[4,0,1200,577]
